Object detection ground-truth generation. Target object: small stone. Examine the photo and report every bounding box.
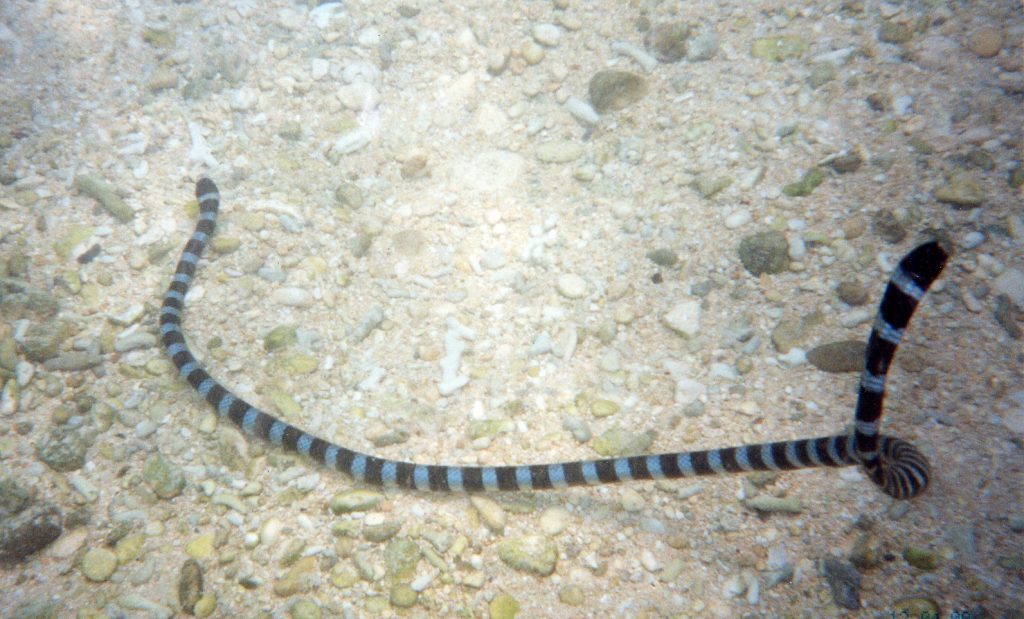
[143,453,185,499]
[0,504,63,561]
[902,545,941,570]
[558,585,585,605]
[934,174,985,208]
[738,231,789,275]
[469,496,507,533]
[994,269,1024,309]
[536,140,584,164]
[273,556,319,597]
[588,70,649,112]
[539,506,570,536]
[592,428,654,457]
[782,168,825,197]
[690,175,732,198]
[289,598,322,619]
[872,210,906,243]
[556,273,588,299]
[36,427,90,472]
[521,41,545,64]
[744,495,803,514]
[498,535,557,576]
[590,398,620,418]
[384,537,421,581]
[966,27,1002,58]
[829,150,863,174]
[532,23,561,47]
[264,325,298,352]
[750,36,808,61]
[822,557,861,610]
[186,532,215,560]
[488,593,520,619]
[646,248,678,267]
[273,287,314,308]
[663,300,701,338]
[878,21,913,44]
[806,63,835,89]
[645,22,689,62]
[114,533,145,564]
[807,340,863,373]
[687,31,719,61]
[389,583,417,608]
[80,547,118,582]
[837,280,869,306]
[330,490,384,514]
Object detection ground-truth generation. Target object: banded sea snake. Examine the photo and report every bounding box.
[161,178,948,499]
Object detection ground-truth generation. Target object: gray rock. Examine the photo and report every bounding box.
[143,453,185,499]
[737,231,789,275]
[36,427,91,472]
[822,557,861,610]
[807,340,863,373]
[588,70,649,112]
[498,535,557,576]
[645,23,689,63]
[0,503,63,562]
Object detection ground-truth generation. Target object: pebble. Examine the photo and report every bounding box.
[330,490,384,514]
[536,140,584,164]
[498,535,557,576]
[646,22,690,63]
[807,340,863,373]
[273,556,319,596]
[822,557,861,610]
[186,532,215,560]
[36,427,90,472]
[539,506,570,536]
[80,547,118,582]
[556,273,588,299]
[488,593,520,619]
[966,27,1003,58]
[934,174,985,208]
[532,23,561,47]
[744,495,803,514]
[662,300,701,338]
[593,427,654,456]
[469,496,506,533]
[588,70,648,112]
[737,231,789,275]
[565,97,599,125]
[687,31,720,61]
[0,504,63,561]
[384,537,421,581]
[143,453,185,499]
[724,210,751,229]
[273,287,314,308]
[994,268,1024,308]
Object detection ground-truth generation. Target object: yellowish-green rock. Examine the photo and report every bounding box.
[80,547,118,582]
[185,532,215,560]
[750,35,808,61]
[488,593,520,619]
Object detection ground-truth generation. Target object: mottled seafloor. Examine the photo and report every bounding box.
[0,1,1022,618]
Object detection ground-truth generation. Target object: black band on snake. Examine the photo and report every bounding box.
[160,178,948,499]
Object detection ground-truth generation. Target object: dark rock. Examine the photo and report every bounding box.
[807,340,864,373]
[0,503,63,562]
[737,231,789,276]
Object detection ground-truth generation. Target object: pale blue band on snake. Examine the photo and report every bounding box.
[160,178,947,499]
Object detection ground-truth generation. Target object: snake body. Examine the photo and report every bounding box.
[160,178,947,499]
